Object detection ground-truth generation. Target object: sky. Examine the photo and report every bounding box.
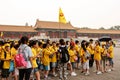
[0,0,120,29]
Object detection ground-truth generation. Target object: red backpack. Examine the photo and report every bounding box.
[14,46,27,68]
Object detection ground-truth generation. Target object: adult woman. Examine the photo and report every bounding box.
[18,36,33,80]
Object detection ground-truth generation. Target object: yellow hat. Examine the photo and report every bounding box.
[14,40,18,44]
[101,42,106,45]
[4,43,10,47]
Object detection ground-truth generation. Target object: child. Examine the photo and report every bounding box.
[42,43,53,80]
[68,46,77,76]
[30,40,40,80]
[94,40,102,75]
[1,43,12,80]
[51,41,58,77]
[100,43,107,73]
[107,41,114,71]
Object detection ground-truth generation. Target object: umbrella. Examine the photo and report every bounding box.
[98,36,112,42]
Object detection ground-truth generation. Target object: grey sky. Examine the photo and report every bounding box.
[0,0,120,29]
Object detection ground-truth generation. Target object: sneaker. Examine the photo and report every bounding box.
[64,72,69,75]
[59,78,63,80]
[81,71,86,74]
[63,74,68,80]
[76,67,80,70]
[93,70,97,73]
[44,77,48,80]
[71,72,77,76]
[44,76,51,80]
[107,69,111,72]
[85,72,90,76]
[53,73,57,77]
[59,76,63,80]
[111,68,115,71]
[81,71,84,73]
[97,71,102,75]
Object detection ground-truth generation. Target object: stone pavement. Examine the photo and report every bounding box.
[1,48,120,80]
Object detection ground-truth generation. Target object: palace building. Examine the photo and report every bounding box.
[34,19,76,38]
[0,24,37,39]
[0,19,120,39]
[76,29,120,39]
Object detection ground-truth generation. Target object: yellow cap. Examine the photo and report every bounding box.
[4,43,10,47]
[101,42,106,45]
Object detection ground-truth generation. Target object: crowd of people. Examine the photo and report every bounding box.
[0,36,114,80]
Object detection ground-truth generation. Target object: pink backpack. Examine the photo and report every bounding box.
[14,46,27,68]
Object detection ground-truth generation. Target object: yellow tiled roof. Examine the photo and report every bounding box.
[76,29,120,34]
[0,25,37,32]
[35,20,75,30]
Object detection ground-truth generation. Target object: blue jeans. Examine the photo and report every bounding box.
[108,58,114,66]
[19,68,32,80]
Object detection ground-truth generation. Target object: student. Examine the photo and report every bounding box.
[66,40,74,76]
[74,40,80,69]
[94,40,102,75]
[0,41,4,70]
[70,38,75,46]
[100,43,107,72]
[68,45,77,76]
[30,40,40,80]
[89,39,94,67]
[58,39,69,80]
[107,41,114,71]
[80,41,90,76]
[85,42,93,75]
[42,43,53,80]
[80,40,87,74]
[37,41,43,70]
[51,42,58,77]
[1,43,12,80]
[66,41,70,49]
[11,43,20,80]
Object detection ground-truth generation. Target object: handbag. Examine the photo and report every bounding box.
[74,56,78,61]
[36,58,41,65]
[85,50,91,59]
[9,61,14,72]
[49,54,54,58]
[106,53,110,58]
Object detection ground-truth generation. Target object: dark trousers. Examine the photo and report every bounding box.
[19,68,32,80]
[89,54,94,67]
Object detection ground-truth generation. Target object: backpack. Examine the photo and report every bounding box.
[14,46,27,68]
[59,46,70,63]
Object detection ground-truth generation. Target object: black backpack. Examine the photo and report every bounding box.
[59,46,70,63]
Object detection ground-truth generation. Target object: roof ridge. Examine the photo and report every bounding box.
[37,20,72,24]
[0,24,31,27]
